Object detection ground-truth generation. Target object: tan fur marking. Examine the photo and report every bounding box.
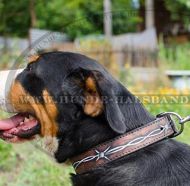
[42,90,58,136]
[28,55,40,63]
[9,81,58,137]
[9,82,34,114]
[84,77,103,117]
[86,77,97,92]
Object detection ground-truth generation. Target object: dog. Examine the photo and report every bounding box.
[0,52,190,186]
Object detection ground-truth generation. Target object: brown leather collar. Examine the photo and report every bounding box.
[70,116,177,174]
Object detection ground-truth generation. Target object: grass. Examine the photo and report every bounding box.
[159,42,190,70]
[0,141,73,186]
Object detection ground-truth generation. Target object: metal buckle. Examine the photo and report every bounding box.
[156,112,188,138]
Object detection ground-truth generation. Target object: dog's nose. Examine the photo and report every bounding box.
[0,69,24,112]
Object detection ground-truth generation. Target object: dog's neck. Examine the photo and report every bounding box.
[56,90,155,157]
[74,91,155,152]
[69,102,156,186]
[55,90,155,185]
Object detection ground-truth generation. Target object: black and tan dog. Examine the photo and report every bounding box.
[0,52,190,186]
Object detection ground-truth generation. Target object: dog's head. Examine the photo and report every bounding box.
[0,52,153,162]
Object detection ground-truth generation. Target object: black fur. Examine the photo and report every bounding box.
[16,52,190,186]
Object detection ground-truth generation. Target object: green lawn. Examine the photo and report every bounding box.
[0,141,73,186]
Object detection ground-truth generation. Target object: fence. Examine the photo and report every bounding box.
[51,42,158,76]
[81,48,158,67]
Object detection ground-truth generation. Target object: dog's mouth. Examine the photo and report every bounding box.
[0,113,41,143]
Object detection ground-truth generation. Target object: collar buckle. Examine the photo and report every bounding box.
[157,112,187,138]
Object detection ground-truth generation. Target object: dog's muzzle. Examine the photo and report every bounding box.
[0,69,23,112]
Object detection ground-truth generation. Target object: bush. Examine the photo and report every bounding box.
[159,41,190,70]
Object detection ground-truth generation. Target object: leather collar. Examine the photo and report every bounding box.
[70,116,177,174]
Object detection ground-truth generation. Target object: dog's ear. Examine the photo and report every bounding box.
[66,68,126,134]
[83,76,104,117]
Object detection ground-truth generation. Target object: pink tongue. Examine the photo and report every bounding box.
[3,119,38,135]
[0,114,25,130]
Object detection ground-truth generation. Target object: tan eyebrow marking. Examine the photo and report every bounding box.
[28,55,40,63]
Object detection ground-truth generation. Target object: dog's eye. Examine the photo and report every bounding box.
[74,111,82,120]
[26,65,33,71]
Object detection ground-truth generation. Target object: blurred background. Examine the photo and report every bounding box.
[1,0,190,185]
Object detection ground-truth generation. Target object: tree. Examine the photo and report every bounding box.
[0,0,30,37]
[0,0,142,39]
[34,0,104,39]
[164,0,190,27]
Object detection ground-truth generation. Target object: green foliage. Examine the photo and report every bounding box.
[112,0,142,34]
[0,0,141,39]
[164,0,190,27]
[159,41,190,70]
[0,0,30,37]
[35,0,141,39]
[1,0,190,39]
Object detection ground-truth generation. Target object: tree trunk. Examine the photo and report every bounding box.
[30,0,37,28]
[145,0,154,29]
[104,0,112,39]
